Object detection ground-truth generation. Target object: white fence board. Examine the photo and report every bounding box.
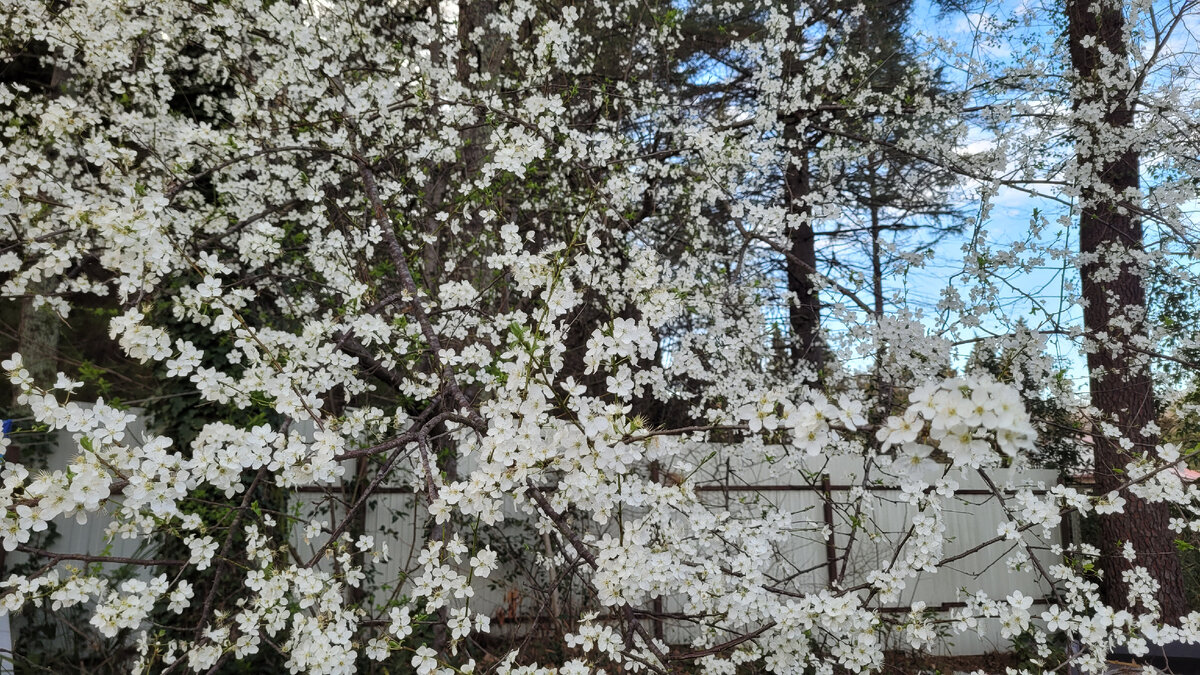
[14,419,1062,657]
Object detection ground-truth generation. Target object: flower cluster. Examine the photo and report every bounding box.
[879,377,1037,471]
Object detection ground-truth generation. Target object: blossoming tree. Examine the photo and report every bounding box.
[1,0,1199,673]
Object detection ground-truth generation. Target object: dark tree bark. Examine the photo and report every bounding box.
[1067,0,1188,622]
[784,132,826,376]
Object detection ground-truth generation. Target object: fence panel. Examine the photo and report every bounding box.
[16,425,1062,658]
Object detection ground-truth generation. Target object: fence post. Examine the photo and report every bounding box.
[821,474,837,587]
[650,461,665,642]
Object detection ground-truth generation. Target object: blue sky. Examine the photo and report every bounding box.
[817,0,1200,392]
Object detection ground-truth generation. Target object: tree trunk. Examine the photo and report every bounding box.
[1067,0,1187,622]
[784,134,825,377]
[868,163,894,424]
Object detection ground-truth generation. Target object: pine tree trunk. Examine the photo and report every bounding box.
[784,136,825,376]
[1067,0,1188,622]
